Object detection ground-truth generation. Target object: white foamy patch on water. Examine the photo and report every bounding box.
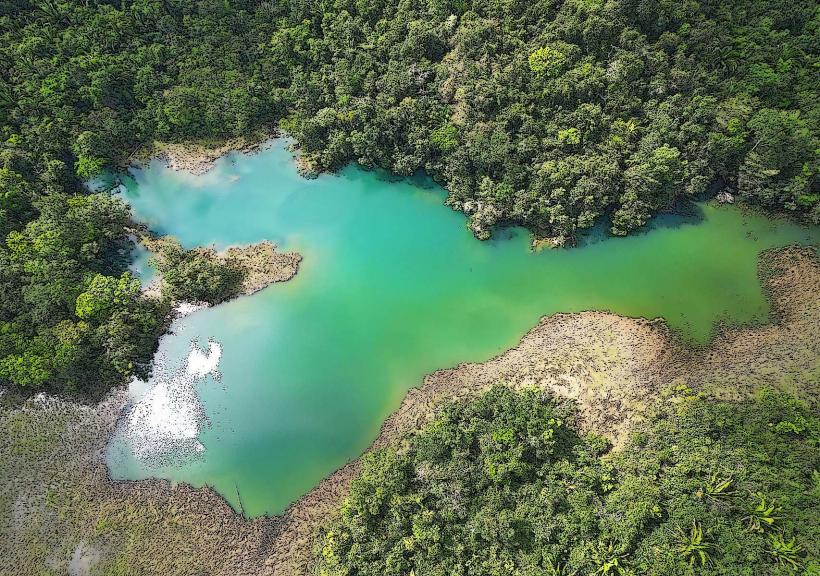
[123,340,222,463]
[174,301,210,318]
[186,341,222,377]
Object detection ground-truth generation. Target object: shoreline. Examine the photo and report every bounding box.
[124,131,320,180]
[124,134,816,246]
[2,245,817,575]
[126,133,278,175]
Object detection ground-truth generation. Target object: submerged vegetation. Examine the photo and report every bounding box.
[0,0,818,394]
[318,386,820,575]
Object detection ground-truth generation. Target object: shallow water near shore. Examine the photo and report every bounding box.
[107,140,819,517]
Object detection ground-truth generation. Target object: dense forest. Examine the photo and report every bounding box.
[319,386,820,575]
[0,0,818,394]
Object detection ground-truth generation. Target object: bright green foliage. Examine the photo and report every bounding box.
[319,386,820,575]
[529,44,569,77]
[745,493,779,533]
[430,124,459,153]
[767,533,805,570]
[76,273,141,322]
[557,127,581,146]
[696,475,735,502]
[593,541,630,575]
[74,154,105,180]
[675,520,713,566]
[0,348,50,389]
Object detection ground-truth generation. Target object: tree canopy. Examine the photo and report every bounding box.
[319,386,820,575]
[0,0,818,393]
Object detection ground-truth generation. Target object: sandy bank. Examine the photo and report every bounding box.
[1,246,817,575]
[129,133,319,179]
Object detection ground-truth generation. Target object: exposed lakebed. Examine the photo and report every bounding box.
[106,140,819,517]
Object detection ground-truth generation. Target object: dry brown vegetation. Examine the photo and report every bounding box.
[131,136,276,176]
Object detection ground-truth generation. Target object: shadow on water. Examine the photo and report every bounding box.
[481,199,708,251]
[575,200,707,249]
[361,165,442,193]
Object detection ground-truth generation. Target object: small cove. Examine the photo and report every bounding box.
[106,140,819,517]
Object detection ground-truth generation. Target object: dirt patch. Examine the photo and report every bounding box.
[130,133,321,179]
[0,246,817,576]
[131,135,275,175]
[68,541,103,576]
[223,241,302,296]
[292,149,320,179]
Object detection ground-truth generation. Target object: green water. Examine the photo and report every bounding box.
[106,140,818,517]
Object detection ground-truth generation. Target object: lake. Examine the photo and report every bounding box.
[106,140,819,517]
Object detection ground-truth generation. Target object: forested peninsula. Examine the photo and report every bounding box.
[1,0,818,396]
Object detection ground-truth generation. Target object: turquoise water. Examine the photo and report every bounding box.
[128,241,156,286]
[107,140,819,517]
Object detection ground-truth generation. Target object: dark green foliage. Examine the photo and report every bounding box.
[319,386,820,575]
[271,0,820,235]
[1,0,817,239]
[0,189,164,396]
[0,0,818,394]
[151,238,245,305]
